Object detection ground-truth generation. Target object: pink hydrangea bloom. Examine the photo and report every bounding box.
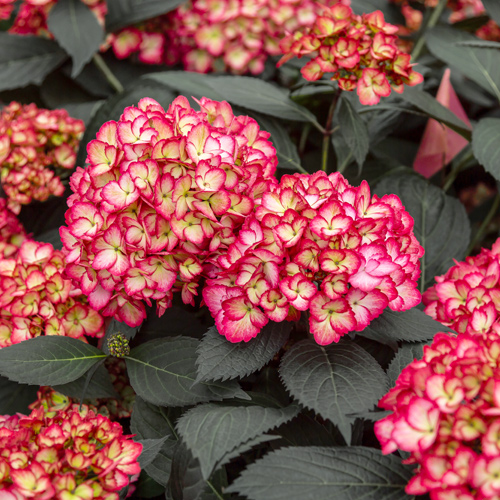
[8,0,107,36]
[376,330,500,500]
[110,0,328,74]
[0,239,105,348]
[0,407,141,500]
[203,171,423,344]
[61,96,278,327]
[0,102,85,213]
[277,1,423,105]
[423,238,500,336]
[0,199,28,258]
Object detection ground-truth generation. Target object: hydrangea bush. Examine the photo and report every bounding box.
[0,0,500,499]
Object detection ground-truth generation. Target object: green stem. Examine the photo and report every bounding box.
[206,480,225,500]
[321,89,342,172]
[92,54,124,94]
[466,191,500,255]
[299,123,312,157]
[443,150,474,192]
[411,0,448,61]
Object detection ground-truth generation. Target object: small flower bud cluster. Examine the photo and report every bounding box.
[0,240,105,348]
[0,102,85,213]
[277,1,423,105]
[423,238,500,336]
[29,358,135,420]
[8,0,106,37]
[0,407,141,500]
[0,199,27,258]
[203,171,423,344]
[376,330,500,500]
[61,96,278,327]
[107,332,130,357]
[110,0,328,74]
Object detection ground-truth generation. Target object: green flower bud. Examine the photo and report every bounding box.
[107,333,130,357]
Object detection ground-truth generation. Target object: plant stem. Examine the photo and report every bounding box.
[411,0,448,61]
[206,480,225,500]
[321,89,342,172]
[466,191,500,255]
[443,149,474,192]
[299,123,312,156]
[93,54,124,94]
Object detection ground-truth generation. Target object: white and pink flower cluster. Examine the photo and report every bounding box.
[0,102,84,214]
[0,240,104,348]
[376,330,500,500]
[203,171,423,344]
[0,199,27,259]
[423,238,500,336]
[61,96,278,327]
[110,0,327,74]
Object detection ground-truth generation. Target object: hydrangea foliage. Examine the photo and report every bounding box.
[0,407,141,500]
[376,330,500,500]
[0,102,84,213]
[0,240,105,348]
[423,238,500,336]
[203,171,423,344]
[61,96,278,327]
[277,1,423,105]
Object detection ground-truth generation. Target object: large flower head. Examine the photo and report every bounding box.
[0,406,141,500]
[0,239,105,348]
[203,171,423,344]
[0,199,28,258]
[376,330,500,500]
[423,238,500,336]
[61,96,278,327]
[277,1,423,105]
[110,0,328,74]
[0,102,85,213]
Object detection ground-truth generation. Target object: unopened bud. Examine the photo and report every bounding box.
[107,333,130,357]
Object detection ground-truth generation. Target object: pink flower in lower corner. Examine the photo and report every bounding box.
[203,171,423,345]
[375,331,500,500]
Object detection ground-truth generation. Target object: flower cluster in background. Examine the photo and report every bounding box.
[0,102,84,214]
[110,0,328,74]
[0,199,27,259]
[29,359,135,420]
[203,171,423,344]
[7,0,107,36]
[376,330,500,500]
[423,237,500,335]
[277,2,423,105]
[0,240,105,348]
[61,96,278,327]
[0,407,141,500]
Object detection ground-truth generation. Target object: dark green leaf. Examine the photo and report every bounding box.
[53,362,118,399]
[135,473,166,499]
[177,403,299,479]
[481,0,500,26]
[426,26,500,102]
[106,0,185,31]
[76,82,175,167]
[359,308,454,345]
[456,40,500,49]
[207,76,319,123]
[47,0,104,77]
[0,376,38,415]
[0,336,106,386]
[227,446,414,500]
[249,113,304,171]
[472,118,500,181]
[338,96,370,168]
[0,33,66,91]
[143,71,222,100]
[196,322,291,383]
[279,339,388,443]
[387,342,428,387]
[375,174,470,290]
[137,437,170,469]
[126,337,249,407]
[398,86,472,140]
[131,398,178,487]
